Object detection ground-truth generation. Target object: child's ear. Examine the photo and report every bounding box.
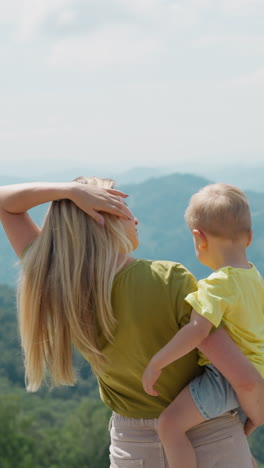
[246,230,253,247]
[192,229,207,249]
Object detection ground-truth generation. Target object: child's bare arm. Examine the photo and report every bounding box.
[199,328,264,427]
[142,310,212,395]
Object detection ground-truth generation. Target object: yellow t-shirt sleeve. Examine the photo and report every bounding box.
[185,276,229,328]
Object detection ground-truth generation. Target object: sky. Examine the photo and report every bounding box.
[1,0,264,176]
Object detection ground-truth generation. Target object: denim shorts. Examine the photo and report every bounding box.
[189,364,243,420]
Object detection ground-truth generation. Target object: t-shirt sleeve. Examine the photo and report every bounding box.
[185,275,230,328]
[170,264,198,328]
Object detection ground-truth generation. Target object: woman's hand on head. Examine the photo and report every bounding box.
[70,182,131,225]
[0,180,131,256]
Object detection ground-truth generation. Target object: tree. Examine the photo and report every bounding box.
[0,395,35,468]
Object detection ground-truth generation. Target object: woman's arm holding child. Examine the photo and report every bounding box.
[142,310,212,396]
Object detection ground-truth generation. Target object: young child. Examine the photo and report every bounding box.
[142,183,264,468]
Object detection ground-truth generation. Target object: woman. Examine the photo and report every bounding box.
[0,176,262,467]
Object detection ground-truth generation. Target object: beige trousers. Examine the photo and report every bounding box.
[109,411,252,467]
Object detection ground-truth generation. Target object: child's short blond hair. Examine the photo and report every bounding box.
[184,183,252,240]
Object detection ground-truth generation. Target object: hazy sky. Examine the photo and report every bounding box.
[1,0,264,176]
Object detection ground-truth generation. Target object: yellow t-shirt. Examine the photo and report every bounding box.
[185,264,264,377]
[91,260,200,418]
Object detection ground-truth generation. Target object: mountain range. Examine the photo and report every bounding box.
[0,171,264,286]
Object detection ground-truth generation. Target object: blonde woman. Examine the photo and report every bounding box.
[0,177,262,468]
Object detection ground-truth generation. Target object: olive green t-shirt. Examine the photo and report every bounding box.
[96,259,201,418]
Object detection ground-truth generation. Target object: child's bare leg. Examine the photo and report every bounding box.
[244,420,258,466]
[158,386,205,468]
[244,418,257,437]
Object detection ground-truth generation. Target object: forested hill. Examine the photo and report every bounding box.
[0,285,111,468]
[1,172,264,286]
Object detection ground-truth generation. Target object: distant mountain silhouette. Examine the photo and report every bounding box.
[0,166,168,185]
[0,172,263,285]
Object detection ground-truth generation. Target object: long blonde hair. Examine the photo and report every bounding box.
[18,177,132,391]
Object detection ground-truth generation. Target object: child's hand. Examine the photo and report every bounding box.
[142,362,161,396]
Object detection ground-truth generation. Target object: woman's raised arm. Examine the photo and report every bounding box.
[0,181,130,257]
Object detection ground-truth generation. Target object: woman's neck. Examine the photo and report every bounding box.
[116,254,136,272]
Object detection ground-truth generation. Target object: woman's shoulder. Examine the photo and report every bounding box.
[114,259,197,289]
[148,259,195,276]
[126,258,193,273]
[132,259,197,285]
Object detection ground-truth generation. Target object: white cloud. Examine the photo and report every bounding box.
[0,127,57,141]
[2,0,199,44]
[56,8,78,26]
[0,2,22,22]
[43,0,199,70]
[193,34,264,55]
[219,0,264,14]
[49,24,162,69]
[17,0,75,40]
[112,0,164,17]
[112,0,198,30]
[1,0,264,168]
[186,0,264,13]
[230,68,264,87]
[2,0,264,42]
